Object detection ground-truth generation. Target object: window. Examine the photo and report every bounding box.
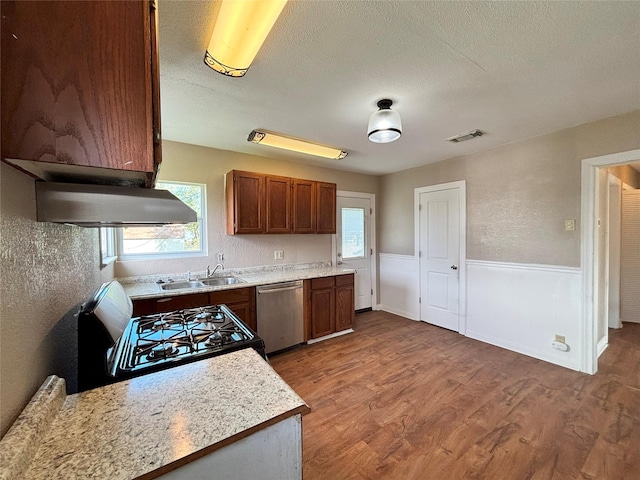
[117,181,206,258]
[341,207,365,259]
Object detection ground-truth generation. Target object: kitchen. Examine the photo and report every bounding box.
[1,1,640,478]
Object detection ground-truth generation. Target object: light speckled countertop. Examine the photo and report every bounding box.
[122,263,355,300]
[2,349,309,480]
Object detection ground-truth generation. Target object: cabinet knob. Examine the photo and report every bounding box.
[450,265,458,270]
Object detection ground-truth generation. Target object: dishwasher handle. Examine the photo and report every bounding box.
[256,281,303,294]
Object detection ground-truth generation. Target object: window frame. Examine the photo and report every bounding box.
[116,181,207,260]
[99,227,117,268]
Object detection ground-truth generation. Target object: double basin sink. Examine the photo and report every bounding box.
[160,276,246,291]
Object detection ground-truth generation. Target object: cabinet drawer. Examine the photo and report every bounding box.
[311,277,334,290]
[335,274,354,286]
[132,293,209,316]
[209,287,253,305]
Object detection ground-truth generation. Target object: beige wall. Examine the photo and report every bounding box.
[114,142,380,278]
[0,164,104,437]
[379,110,640,266]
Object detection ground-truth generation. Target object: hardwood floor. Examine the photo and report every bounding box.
[269,311,640,480]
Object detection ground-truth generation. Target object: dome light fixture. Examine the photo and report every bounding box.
[368,99,402,143]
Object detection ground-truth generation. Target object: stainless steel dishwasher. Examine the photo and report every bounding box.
[256,281,304,354]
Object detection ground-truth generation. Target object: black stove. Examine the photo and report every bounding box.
[109,304,264,376]
[78,281,266,392]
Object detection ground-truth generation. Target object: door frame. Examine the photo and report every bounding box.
[581,148,640,374]
[332,191,378,310]
[414,180,467,334]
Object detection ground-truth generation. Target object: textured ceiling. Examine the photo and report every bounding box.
[158,0,640,176]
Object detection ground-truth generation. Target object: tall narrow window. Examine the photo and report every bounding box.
[341,207,365,259]
[117,181,206,258]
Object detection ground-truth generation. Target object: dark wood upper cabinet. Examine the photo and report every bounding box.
[226,170,336,235]
[1,0,161,187]
[316,182,337,234]
[292,179,316,233]
[226,171,265,234]
[265,175,291,233]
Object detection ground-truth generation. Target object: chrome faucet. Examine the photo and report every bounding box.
[206,263,224,277]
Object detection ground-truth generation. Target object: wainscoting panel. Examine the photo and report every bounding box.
[466,260,582,370]
[379,254,419,320]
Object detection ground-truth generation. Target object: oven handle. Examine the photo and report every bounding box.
[157,298,173,303]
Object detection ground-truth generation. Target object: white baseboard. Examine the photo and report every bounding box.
[597,337,608,357]
[377,304,419,321]
[306,329,354,344]
[466,329,580,371]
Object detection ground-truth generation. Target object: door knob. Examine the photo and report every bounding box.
[450,265,458,270]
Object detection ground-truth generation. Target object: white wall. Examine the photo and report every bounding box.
[378,254,419,320]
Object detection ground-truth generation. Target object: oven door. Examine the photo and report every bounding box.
[78,281,133,392]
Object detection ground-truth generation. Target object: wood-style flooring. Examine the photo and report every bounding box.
[269,310,640,480]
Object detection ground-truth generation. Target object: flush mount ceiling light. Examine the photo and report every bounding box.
[446,129,484,143]
[368,99,402,143]
[204,0,288,77]
[248,130,348,160]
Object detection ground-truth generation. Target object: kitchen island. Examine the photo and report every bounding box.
[0,349,309,479]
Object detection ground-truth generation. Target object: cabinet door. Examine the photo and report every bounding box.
[1,1,156,182]
[316,182,337,234]
[265,175,291,233]
[209,287,256,332]
[335,275,355,332]
[227,171,264,234]
[292,179,316,233]
[310,288,335,339]
[132,293,210,316]
[226,302,256,332]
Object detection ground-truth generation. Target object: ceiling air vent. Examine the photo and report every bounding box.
[446,129,483,143]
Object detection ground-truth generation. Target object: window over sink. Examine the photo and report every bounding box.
[108,181,207,260]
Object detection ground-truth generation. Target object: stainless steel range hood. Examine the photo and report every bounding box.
[36,182,197,227]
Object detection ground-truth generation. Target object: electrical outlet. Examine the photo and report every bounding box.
[564,219,575,231]
[217,252,224,262]
[555,334,565,343]
[274,250,284,260]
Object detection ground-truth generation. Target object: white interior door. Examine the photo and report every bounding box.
[419,187,460,331]
[336,196,373,310]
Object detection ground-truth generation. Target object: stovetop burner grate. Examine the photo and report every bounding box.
[117,304,258,372]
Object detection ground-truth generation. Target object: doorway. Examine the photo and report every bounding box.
[581,148,640,374]
[414,181,466,333]
[334,192,376,311]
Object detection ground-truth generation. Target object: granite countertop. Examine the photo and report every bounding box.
[122,263,355,300]
[1,349,309,480]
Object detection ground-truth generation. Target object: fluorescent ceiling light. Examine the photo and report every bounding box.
[204,0,288,77]
[248,130,348,160]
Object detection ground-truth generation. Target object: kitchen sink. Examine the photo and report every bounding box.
[201,276,246,286]
[160,277,246,290]
[160,281,205,291]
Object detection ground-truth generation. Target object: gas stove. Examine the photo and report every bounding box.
[108,304,264,376]
[78,281,265,392]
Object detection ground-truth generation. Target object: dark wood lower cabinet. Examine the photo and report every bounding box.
[131,287,256,332]
[335,275,355,331]
[308,274,354,340]
[132,293,209,316]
